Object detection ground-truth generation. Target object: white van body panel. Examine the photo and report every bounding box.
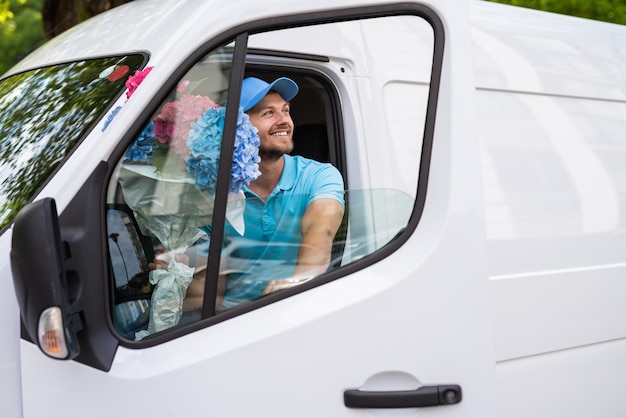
[471,2,626,416]
[3,0,626,416]
[473,0,626,355]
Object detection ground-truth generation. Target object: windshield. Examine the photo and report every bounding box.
[0,54,146,230]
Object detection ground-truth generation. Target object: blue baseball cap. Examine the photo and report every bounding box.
[240,77,299,112]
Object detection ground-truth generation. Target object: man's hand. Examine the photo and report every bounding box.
[261,275,312,295]
[148,249,190,271]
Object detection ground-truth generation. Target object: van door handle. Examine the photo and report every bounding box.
[344,384,462,408]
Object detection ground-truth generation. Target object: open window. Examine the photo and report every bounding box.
[106,9,441,342]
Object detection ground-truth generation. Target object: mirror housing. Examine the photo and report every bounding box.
[11,198,80,360]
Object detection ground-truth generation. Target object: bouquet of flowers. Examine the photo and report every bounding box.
[116,70,260,339]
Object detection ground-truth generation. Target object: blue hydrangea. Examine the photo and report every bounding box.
[124,121,158,163]
[230,109,261,191]
[187,106,260,194]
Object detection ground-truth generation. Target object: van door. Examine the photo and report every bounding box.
[16,3,497,417]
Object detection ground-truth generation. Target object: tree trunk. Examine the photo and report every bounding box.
[42,0,133,39]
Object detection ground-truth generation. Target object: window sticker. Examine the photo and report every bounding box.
[102,66,153,132]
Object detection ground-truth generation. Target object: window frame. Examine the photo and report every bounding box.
[108,3,444,348]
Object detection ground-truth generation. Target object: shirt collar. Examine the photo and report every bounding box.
[276,154,296,191]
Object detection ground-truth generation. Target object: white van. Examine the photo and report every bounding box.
[2,0,626,416]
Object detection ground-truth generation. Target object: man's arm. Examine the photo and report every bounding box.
[262,197,344,294]
[295,198,345,275]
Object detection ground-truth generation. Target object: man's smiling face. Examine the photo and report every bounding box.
[247,91,294,159]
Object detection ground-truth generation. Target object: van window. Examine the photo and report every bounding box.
[106,12,439,341]
[108,44,235,339]
[0,54,146,231]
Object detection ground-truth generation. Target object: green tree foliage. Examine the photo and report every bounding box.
[0,0,44,76]
[0,0,14,23]
[489,0,626,25]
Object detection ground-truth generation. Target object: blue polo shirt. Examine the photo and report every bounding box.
[221,154,344,305]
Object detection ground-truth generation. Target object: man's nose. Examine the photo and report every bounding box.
[277,111,291,124]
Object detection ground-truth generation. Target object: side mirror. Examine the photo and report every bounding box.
[11,198,80,360]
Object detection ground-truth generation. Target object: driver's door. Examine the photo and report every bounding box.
[20,3,497,417]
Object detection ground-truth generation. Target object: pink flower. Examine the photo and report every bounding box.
[152,93,219,155]
[125,66,153,100]
[153,102,177,143]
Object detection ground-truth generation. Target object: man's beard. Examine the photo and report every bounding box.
[258,148,285,160]
[258,140,294,161]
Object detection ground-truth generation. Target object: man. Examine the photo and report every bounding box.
[187,76,345,309]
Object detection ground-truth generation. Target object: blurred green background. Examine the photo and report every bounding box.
[2,0,626,76]
[1,0,44,75]
[490,0,626,23]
